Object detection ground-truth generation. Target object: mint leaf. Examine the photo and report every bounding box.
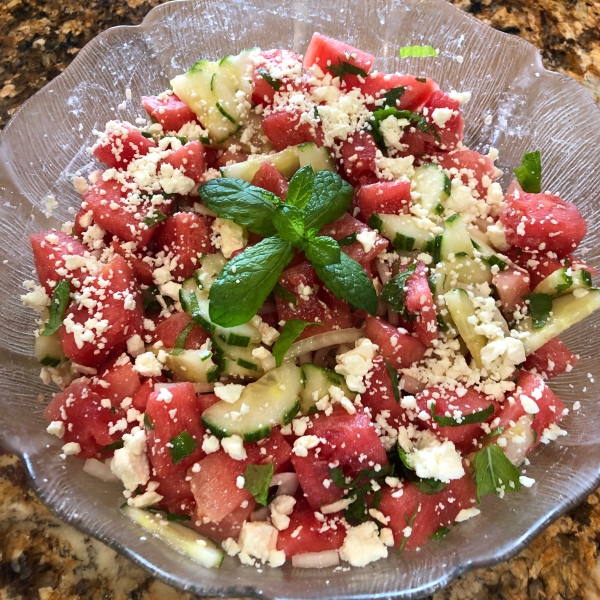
[381,86,406,109]
[199,178,279,237]
[327,59,368,80]
[399,45,438,58]
[481,426,505,442]
[303,171,354,231]
[286,165,315,209]
[429,526,451,540]
[304,235,341,268]
[169,431,198,465]
[523,293,552,329]
[514,150,542,193]
[370,107,438,150]
[243,463,274,506]
[272,319,323,367]
[273,282,297,306]
[313,253,378,315]
[338,232,357,247]
[208,236,294,327]
[383,358,400,403]
[381,263,417,314]
[143,211,168,228]
[329,467,347,488]
[170,322,194,356]
[100,440,124,453]
[398,503,420,555]
[256,67,281,91]
[144,413,155,430]
[41,280,71,337]
[473,445,521,501]
[273,204,305,245]
[431,401,495,427]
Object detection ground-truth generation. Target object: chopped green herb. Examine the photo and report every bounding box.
[398,503,420,555]
[523,293,553,329]
[429,526,450,540]
[41,280,71,337]
[141,131,154,139]
[169,431,198,465]
[100,440,124,453]
[370,107,439,152]
[381,86,406,109]
[143,211,168,228]
[256,67,281,91]
[431,401,495,427]
[383,358,400,403]
[327,59,368,80]
[399,45,438,58]
[171,322,194,356]
[514,150,542,193]
[481,426,505,442]
[272,319,323,367]
[396,446,447,495]
[147,508,192,522]
[473,445,521,500]
[243,463,274,506]
[273,282,297,306]
[338,232,358,247]
[381,263,417,314]
[144,413,155,430]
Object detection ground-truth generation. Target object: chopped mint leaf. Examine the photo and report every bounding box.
[381,86,406,109]
[39,356,62,368]
[429,526,450,540]
[473,445,521,501]
[169,431,198,465]
[383,359,401,403]
[556,270,573,294]
[381,263,417,315]
[370,107,439,151]
[100,440,124,453]
[272,319,323,367]
[327,59,368,80]
[148,508,192,522]
[273,204,305,245]
[208,237,294,327]
[396,445,447,495]
[171,322,194,356]
[338,232,357,247]
[285,165,315,210]
[415,77,427,83]
[273,282,297,306]
[481,426,505,442]
[514,150,542,193]
[243,463,274,506]
[399,45,438,58]
[484,254,508,271]
[523,293,552,329]
[144,413,155,430]
[431,401,495,427]
[141,131,154,139]
[143,211,168,228]
[256,67,281,91]
[304,235,341,268]
[329,467,347,488]
[303,171,354,231]
[398,503,419,555]
[41,280,71,337]
[199,178,280,237]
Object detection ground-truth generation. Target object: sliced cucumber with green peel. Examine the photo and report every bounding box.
[369,213,437,252]
[412,163,451,216]
[471,237,509,271]
[34,331,66,367]
[439,214,474,260]
[182,254,227,293]
[520,289,600,354]
[202,362,302,442]
[212,337,263,379]
[299,363,355,414]
[443,288,487,368]
[432,257,492,294]
[533,268,592,296]
[165,349,220,383]
[220,145,300,181]
[121,506,224,568]
[297,142,336,172]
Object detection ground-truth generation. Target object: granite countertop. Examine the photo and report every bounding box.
[1,0,600,598]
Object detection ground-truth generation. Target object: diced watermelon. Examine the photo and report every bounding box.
[523,338,578,379]
[151,312,210,351]
[30,230,89,294]
[154,212,214,281]
[492,267,531,321]
[434,150,496,199]
[379,474,478,550]
[44,381,125,459]
[155,470,196,517]
[275,262,352,339]
[358,179,412,222]
[110,240,155,286]
[193,502,256,543]
[90,356,141,408]
[277,497,346,557]
[141,94,199,133]
[319,213,388,267]
[214,147,249,169]
[506,249,565,290]
[251,49,304,105]
[92,121,156,169]
[251,160,289,200]
[290,457,345,509]
[405,261,437,347]
[162,141,206,186]
[365,316,428,369]
[415,387,498,453]
[500,191,587,258]
[262,110,322,151]
[82,178,174,247]
[131,378,161,412]
[338,131,378,186]
[196,393,221,414]
[303,33,375,76]
[146,382,206,478]
[59,255,143,367]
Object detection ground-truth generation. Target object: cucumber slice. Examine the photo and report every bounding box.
[412,163,450,216]
[439,214,474,260]
[532,268,592,296]
[369,213,437,252]
[220,145,300,181]
[520,289,600,354]
[432,256,492,294]
[443,289,487,368]
[34,331,66,367]
[297,142,336,172]
[165,349,220,383]
[498,415,535,466]
[213,337,264,380]
[299,363,355,414]
[202,362,302,442]
[121,506,224,568]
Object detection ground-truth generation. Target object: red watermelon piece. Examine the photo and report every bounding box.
[303,33,375,76]
[141,94,199,133]
[92,121,156,169]
[358,179,412,223]
[523,337,578,379]
[251,160,289,200]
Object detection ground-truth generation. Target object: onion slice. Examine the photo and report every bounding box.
[249,506,269,522]
[271,472,299,497]
[292,550,340,569]
[285,328,365,361]
[83,458,119,482]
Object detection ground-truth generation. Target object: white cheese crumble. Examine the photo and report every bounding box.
[406,439,465,483]
[110,427,150,492]
[221,435,247,460]
[455,507,481,522]
[356,230,377,254]
[335,337,377,393]
[134,352,163,377]
[214,383,245,404]
[339,521,389,567]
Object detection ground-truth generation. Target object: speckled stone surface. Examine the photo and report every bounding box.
[1,1,600,598]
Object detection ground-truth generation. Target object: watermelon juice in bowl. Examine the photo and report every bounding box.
[21,30,599,572]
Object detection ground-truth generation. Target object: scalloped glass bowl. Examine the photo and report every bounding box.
[1,0,599,597]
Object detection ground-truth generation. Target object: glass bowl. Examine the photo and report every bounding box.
[0,0,599,598]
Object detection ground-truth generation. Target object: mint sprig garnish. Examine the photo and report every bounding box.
[199,169,378,327]
[41,279,71,337]
[473,445,521,501]
[272,319,323,367]
[514,150,542,193]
